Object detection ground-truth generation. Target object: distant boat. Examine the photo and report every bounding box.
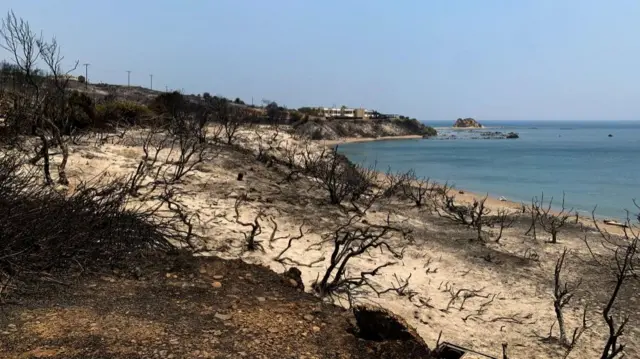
[603,219,628,228]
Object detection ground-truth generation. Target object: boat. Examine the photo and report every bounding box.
[603,219,628,228]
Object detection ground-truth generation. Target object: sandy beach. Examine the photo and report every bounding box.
[25,125,639,358]
[320,134,423,146]
[326,134,630,237]
[3,3,638,357]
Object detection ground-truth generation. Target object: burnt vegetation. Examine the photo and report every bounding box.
[311,212,412,299]
[534,193,573,244]
[0,11,223,296]
[583,212,639,359]
[401,170,436,209]
[0,154,181,296]
[544,248,589,358]
[303,145,378,208]
[2,11,640,359]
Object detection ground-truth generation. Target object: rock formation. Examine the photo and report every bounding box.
[506,132,519,139]
[453,118,483,128]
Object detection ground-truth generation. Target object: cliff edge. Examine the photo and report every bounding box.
[293,118,438,140]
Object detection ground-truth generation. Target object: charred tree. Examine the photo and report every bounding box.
[312,213,411,297]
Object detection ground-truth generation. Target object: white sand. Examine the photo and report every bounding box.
[38,125,640,358]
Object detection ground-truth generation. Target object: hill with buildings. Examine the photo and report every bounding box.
[292,116,437,140]
[0,70,436,141]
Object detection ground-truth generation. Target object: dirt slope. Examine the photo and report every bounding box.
[0,253,430,359]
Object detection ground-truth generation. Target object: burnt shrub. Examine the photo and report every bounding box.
[67,91,97,130]
[0,154,177,280]
[306,147,376,205]
[95,100,153,127]
[149,91,187,117]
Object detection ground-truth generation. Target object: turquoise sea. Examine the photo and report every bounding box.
[338,120,640,220]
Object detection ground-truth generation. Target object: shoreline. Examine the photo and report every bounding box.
[22,125,637,358]
[311,135,631,237]
[320,134,423,147]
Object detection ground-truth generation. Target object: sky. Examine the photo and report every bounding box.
[2,0,640,122]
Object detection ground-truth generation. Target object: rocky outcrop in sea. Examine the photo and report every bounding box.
[453,118,483,128]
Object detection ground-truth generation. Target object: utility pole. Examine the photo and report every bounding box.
[149,74,153,90]
[126,70,131,86]
[165,85,168,92]
[82,63,89,89]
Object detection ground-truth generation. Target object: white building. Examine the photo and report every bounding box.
[321,107,373,119]
[364,109,375,118]
[321,107,345,118]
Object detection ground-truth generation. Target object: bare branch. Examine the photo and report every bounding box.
[537,192,573,243]
[551,247,583,346]
[402,170,435,208]
[491,209,517,243]
[312,212,411,297]
[233,196,265,252]
[584,209,638,359]
[377,273,417,298]
[274,221,306,261]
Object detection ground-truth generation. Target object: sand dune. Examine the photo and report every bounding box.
[50,126,640,358]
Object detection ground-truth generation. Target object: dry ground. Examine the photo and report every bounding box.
[2,126,639,358]
[0,252,428,359]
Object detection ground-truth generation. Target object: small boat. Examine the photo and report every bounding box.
[603,219,628,228]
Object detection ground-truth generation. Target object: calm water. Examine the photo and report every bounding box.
[338,120,640,220]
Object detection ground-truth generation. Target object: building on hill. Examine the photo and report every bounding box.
[321,107,374,119]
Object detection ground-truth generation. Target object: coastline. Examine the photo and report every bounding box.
[19,124,637,358]
[320,134,423,147]
[311,135,631,237]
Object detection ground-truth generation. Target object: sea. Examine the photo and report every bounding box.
[337,120,640,221]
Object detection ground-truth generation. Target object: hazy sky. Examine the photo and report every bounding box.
[2,1,640,121]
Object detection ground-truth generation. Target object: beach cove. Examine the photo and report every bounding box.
[336,120,640,222]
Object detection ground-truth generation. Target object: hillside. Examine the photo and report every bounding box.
[0,136,434,359]
[1,252,430,359]
[53,80,439,141]
[292,117,437,140]
[1,69,638,359]
[3,12,639,359]
[2,122,638,358]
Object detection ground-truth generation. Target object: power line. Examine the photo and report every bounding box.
[126,70,131,86]
[82,63,90,89]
